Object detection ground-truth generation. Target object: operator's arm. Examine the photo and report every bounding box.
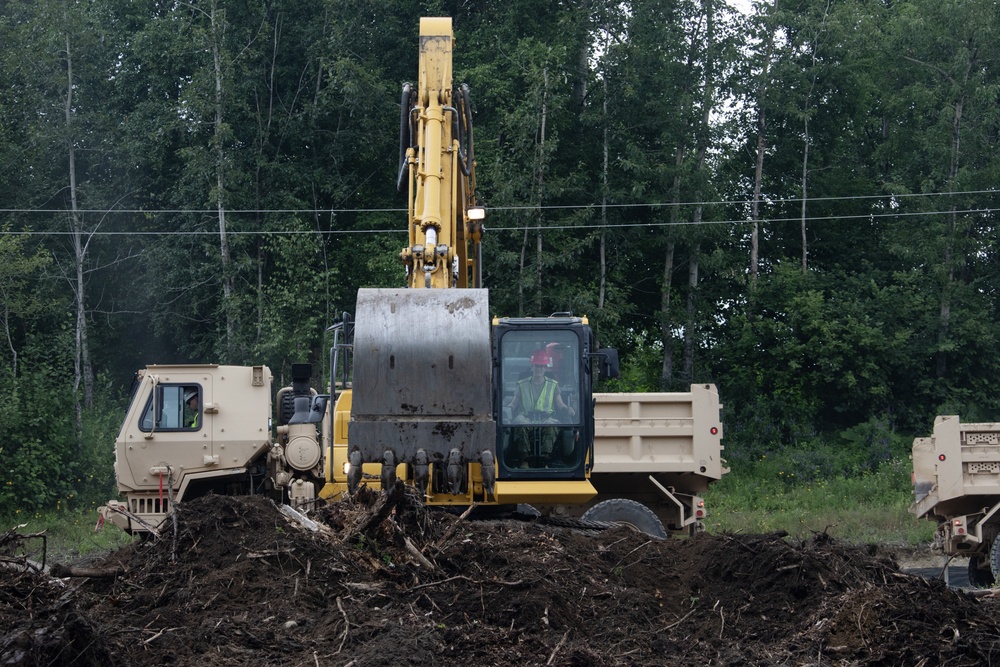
[554,386,575,419]
[507,388,524,421]
[507,390,520,412]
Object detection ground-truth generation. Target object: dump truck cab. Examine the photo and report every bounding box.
[100,365,276,533]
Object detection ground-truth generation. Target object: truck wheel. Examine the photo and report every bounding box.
[989,534,1000,582]
[968,556,995,588]
[581,499,668,538]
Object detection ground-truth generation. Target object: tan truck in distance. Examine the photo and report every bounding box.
[911,415,1000,587]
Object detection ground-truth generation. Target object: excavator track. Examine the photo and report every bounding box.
[435,504,647,535]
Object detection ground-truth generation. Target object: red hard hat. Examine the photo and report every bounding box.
[530,350,550,366]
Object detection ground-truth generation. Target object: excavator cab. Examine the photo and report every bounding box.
[329,307,614,497]
[494,317,600,481]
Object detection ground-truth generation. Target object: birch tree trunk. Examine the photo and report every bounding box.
[937,91,965,377]
[683,0,715,383]
[660,25,696,390]
[683,243,700,384]
[2,304,14,380]
[800,116,809,274]
[599,72,608,311]
[64,32,93,446]
[799,0,831,275]
[660,152,684,389]
[660,242,676,387]
[534,67,549,315]
[751,0,780,287]
[518,228,528,317]
[210,0,236,358]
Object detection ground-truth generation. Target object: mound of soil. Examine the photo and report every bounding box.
[3,490,1000,666]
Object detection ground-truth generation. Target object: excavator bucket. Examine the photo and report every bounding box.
[348,288,495,494]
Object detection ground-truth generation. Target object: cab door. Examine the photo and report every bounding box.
[119,371,214,490]
[494,327,586,480]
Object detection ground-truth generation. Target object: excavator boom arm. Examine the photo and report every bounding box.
[347,18,495,498]
[400,18,480,289]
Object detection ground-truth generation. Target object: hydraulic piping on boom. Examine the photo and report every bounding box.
[397,17,482,290]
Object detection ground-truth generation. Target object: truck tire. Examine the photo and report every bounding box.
[989,534,1000,583]
[582,499,668,538]
[969,556,995,588]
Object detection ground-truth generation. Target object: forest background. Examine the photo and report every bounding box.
[1,0,997,529]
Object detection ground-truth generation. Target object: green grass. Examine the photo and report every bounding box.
[3,502,135,566]
[704,454,936,546]
[5,451,937,563]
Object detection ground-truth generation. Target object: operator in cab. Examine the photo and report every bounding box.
[507,350,575,466]
[184,389,200,429]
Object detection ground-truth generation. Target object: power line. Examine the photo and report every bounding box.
[0,228,409,236]
[492,188,1000,212]
[502,207,997,231]
[0,207,408,215]
[0,188,996,217]
[1,207,993,236]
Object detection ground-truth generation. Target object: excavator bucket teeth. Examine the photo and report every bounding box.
[348,288,495,468]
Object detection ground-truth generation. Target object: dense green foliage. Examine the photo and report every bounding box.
[2,0,1000,516]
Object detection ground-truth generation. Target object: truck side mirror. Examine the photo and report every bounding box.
[596,348,620,380]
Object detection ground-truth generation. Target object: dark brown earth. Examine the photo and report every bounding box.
[3,489,1000,666]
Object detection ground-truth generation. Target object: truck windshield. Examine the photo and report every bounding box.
[498,330,581,471]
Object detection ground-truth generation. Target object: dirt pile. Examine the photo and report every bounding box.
[3,491,1000,666]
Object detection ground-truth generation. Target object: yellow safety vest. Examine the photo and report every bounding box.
[517,378,557,420]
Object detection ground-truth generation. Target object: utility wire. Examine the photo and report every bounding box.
[489,188,1000,212]
[0,188,997,217]
[0,207,994,236]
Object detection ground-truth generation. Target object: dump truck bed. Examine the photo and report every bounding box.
[592,384,726,493]
[911,416,1000,520]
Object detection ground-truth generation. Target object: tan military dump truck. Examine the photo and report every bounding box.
[589,388,726,535]
[911,415,1000,586]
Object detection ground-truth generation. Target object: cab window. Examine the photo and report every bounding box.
[499,331,579,426]
[139,385,201,431]
[498,331,581,472]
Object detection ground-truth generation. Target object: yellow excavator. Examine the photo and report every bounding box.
[99,18,725,538]
[326,16,618,509]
